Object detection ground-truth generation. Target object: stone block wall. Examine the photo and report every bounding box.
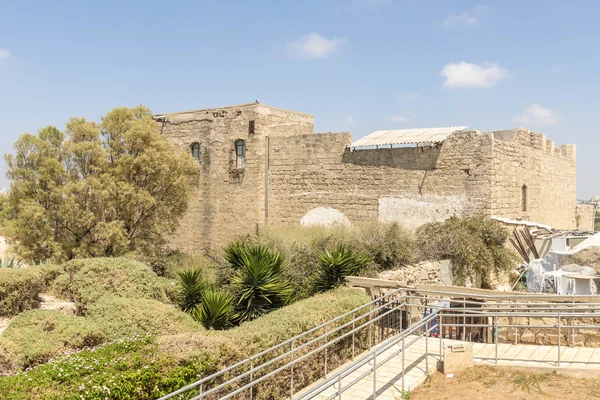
[158,103,578,251]
[490,128,577,229]
[268,130,494,229]
[496,315,600,347]
[377,260,453,287]
[576,204,596,230]
[157,102,314,250]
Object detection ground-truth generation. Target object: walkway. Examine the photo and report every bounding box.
[296,337,600,399]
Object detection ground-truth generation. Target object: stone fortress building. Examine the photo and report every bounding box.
[154,102,584,250]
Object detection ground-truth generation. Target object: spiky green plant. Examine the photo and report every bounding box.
[176,269,207,314]
[0,257,23,268]
[195,288,235,330]
[315,244,370,292]
[230,244,292,322]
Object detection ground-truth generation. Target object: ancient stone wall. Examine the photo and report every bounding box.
[158,103,314,250]
[576,204,596,230]
[159,103,578,251]
[268,130,494,229]
[490,129,577,229]
[378,260,454,287]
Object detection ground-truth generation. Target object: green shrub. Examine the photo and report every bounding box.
[0,334,211,400]
[415,215,517,287]
[195,289,235,330]
[0,268,45,316]
[144,249,218,281]
[0,257,23,269]
[229,244,292,322]
[176,269,208,314]
[314,244,371,292]
[85,295,200,338]
[52,257,169,313]
[2,310,105,368]
[346,222,413,269]
[0,288,369,398]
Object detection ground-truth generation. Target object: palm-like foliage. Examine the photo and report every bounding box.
[230,244,291,323]
[0,257,23,268]
[176,269,208,313]
[315,244,370,292]
[195,289,235,330]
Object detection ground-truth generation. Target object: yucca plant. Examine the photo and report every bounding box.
[0,257,23,268]
[176,269,208,314]
[195,288,235,330]
[230,244,292,323]
[315,244,370,292]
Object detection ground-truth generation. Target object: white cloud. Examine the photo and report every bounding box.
[0,49,11,60]
[441,61,509,88]
[390,115,410,124]
[553,65,565,72]
[345,116,355,125]
[442,5,489,28]
[287,32,347,59]
[396,92,420,101]
[513,104,559,126]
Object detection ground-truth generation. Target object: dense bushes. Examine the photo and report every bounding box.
[415,215,517,287]
[85,296,200,338]
[2,310,106,368]
[52,257,170,313]
[0,288,369,399]
[0,265,61,316]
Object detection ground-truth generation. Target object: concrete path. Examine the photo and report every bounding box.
[297,337,600,399]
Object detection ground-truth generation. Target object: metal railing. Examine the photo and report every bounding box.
[158,289,408,400]
[158,288,600,400]
[299,310,437,399]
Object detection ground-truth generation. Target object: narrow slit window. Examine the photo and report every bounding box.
[522,184,528,212]
[249,120,255,135]
[190,142,200,163]
[235,139,246,169]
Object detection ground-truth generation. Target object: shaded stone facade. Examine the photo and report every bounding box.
[156,102,577,250]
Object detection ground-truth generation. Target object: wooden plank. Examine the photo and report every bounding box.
[344,276,600,303]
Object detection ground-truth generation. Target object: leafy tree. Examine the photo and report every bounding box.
[3,106,199,262]
[314,244,370,292]
[228,243,291,322]
[415,216,517,287]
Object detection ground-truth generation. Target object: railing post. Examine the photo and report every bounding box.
[324,325,328,378]
[373,351,377,398]
[199,383,203,396]
[495,312,498,365]
[369,304,373,350]
[439,313,443,362]
[338,373,343,400]
[249,358,254,400]
[290,340,295,398]
[402,331,405,392]
[558,311,561,367]
[425,321,429,374]
[351,312,355,360]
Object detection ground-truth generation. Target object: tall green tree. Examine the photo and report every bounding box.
[3,106,199,262]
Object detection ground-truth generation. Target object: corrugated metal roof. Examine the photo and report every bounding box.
[350,126,468,147]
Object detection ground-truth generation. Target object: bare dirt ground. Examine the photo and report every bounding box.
[411,366,600,400]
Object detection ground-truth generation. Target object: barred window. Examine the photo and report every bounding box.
[235,140,246,169]
[522,185,528,212]
[190,142,200,163]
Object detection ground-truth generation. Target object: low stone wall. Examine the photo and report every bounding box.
[495,314,600,347]
[378,260,453,287]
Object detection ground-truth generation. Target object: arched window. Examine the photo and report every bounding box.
[522,185,528,212]
[235,139,246,169]
[190,142,200,163]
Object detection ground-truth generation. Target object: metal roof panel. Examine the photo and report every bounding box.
[351,126,468,147]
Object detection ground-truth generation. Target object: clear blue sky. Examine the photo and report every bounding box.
[0,0,598,197]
